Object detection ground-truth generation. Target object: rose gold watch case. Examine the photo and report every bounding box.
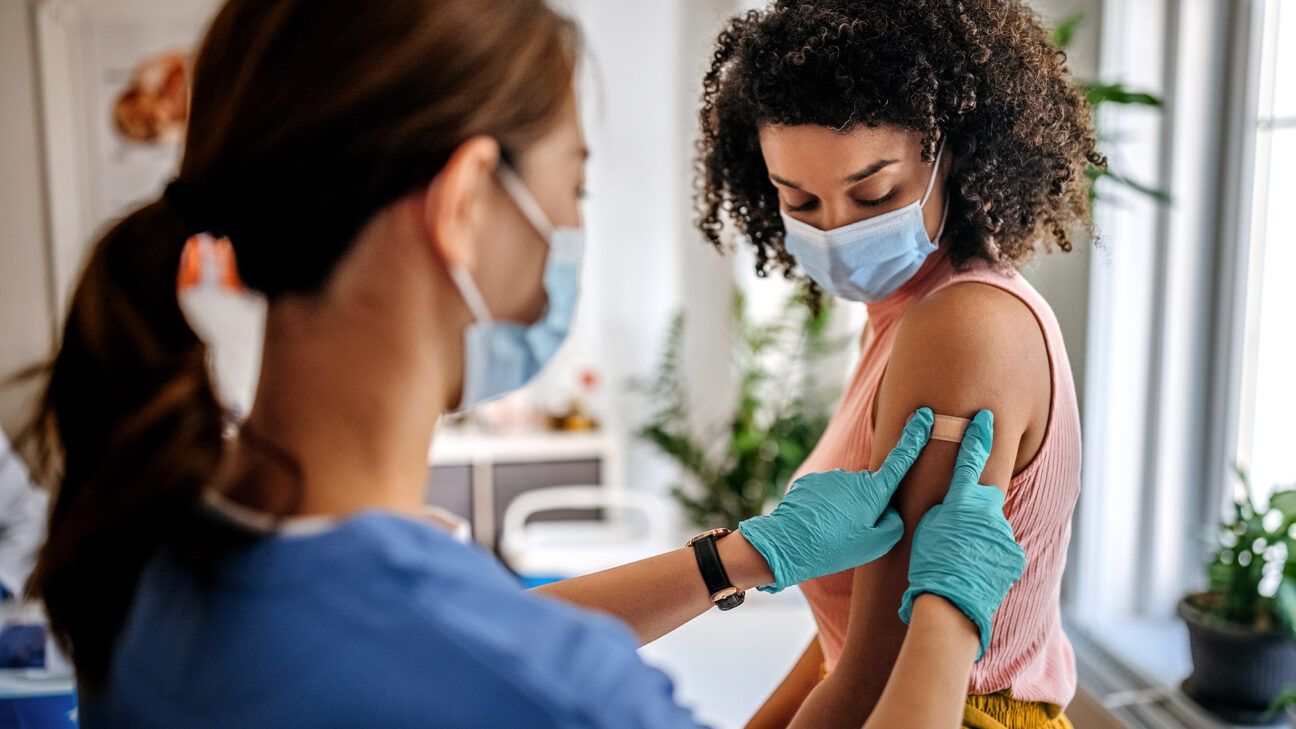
[684,527,732,547]
[709,586,741,603]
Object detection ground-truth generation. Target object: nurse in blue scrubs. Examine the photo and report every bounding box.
[18,1,1025,726]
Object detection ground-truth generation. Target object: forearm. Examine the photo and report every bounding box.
[783,549,910,728]
[784,669,871,729]
[782,591,974,726]
[533,531,773,645]
[864,594,978,729]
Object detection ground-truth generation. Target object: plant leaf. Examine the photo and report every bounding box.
[1269,688,1296,716]
[1051,12,1086,50]
[1085,82,1163,108]
[1095,169,1172,203]
[1271,488,1296,522]
[1277,577,1296,642]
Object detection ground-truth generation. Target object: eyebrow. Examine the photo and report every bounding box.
[845,159,898,183]
[768,159,899,191]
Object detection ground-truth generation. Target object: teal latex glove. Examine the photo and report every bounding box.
[738,408,934,594]
[898,410,1027,661]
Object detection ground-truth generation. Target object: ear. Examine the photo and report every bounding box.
[421,136,502,270]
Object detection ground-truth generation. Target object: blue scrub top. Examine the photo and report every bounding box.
[80,512,707,728]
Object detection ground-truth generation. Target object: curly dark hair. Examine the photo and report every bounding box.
[696,0,1105,283]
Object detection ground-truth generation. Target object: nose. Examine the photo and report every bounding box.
[818,199,870,231]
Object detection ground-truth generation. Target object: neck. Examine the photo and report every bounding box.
[219,200,467,518]
[865,245,951,319]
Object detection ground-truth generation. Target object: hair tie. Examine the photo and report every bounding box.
[164,179,229,239]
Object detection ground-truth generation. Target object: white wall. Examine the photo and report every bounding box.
[543,0,738,494]
[0,0,55,436]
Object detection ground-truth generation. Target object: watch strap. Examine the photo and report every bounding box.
[688,530,745,611]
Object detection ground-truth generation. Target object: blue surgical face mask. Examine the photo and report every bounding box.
[448,166,583,411]
[781,141,947,303]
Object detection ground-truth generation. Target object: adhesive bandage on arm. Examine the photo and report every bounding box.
[930,414,971,443]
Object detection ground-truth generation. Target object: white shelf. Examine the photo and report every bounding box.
[429,429,619,466]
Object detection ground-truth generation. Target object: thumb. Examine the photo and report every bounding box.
[952,409,994,485]
[875,407,934,492]
[870,508,905,549]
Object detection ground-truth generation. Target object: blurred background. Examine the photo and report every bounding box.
[0,0,1293,727]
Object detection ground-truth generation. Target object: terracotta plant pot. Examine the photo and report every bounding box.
[1180,594,1296,725]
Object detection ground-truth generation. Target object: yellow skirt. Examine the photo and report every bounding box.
[963,691,1072,729]
[817,663,1071,728]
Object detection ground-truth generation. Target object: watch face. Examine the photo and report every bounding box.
[716,590,746,611]
[710,587,740,602]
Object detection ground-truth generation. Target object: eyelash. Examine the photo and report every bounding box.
[786,189,897,213]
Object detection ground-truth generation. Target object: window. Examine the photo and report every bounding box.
[1065,0,1288,703]
[1236,0,1296,503]
[1070,0,1290,625]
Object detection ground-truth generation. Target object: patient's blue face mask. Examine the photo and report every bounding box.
[448,166,582,411]
[781,141,947,303]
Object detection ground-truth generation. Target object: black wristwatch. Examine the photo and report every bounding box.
[686,528,746,611]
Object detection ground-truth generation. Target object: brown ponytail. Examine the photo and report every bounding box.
[19,0,579,691]
[25,199,225,689]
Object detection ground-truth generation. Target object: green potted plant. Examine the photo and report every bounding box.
[1179,468,1296,724]
[635,288,840,529]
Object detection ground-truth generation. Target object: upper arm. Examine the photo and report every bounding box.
[869,282,1050,498]
[829,283,1049,711]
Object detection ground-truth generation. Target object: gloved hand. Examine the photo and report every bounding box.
[898,410,1027,661]
[738,408,934,593]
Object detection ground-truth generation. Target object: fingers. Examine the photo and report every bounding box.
[876,408,934,491]
[952,409,994,487]
[943,478,1007,511]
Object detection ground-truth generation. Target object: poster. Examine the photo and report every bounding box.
[35,0,219,314]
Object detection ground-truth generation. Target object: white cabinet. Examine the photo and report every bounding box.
[426,430,626,549]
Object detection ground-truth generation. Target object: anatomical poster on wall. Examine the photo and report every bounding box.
[35,0,219,314]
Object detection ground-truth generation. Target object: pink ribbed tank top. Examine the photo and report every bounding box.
[797,250,1081,706]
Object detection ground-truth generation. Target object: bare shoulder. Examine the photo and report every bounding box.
[897,281,1045,369]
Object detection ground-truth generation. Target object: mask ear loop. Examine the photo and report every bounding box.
[919,139,946,208]
[449,164,556,326]
[496,164,556,241]
[449,265,495,324]
[921,138,949,244]
[932,196,951,244]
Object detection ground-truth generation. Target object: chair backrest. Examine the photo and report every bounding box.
[499,486,674,547]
